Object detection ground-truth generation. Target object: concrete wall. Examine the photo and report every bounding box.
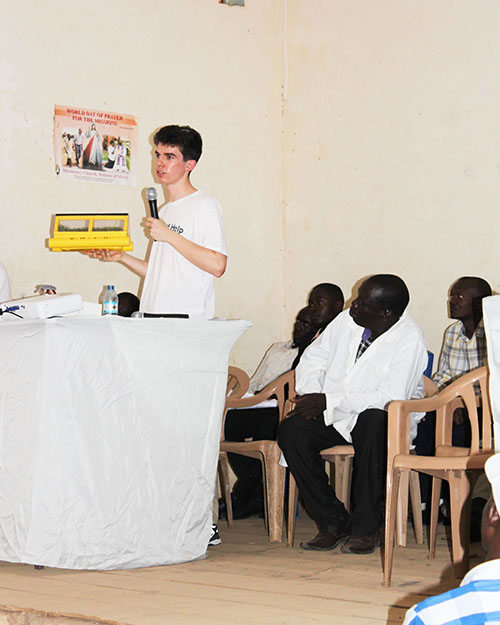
[284,0,500,357]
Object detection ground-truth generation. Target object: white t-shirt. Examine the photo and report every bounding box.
[0,262,11,303]
[140,190,227,319]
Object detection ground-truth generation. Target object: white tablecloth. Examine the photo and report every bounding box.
[0,316,250,569]
[482,296,500,451]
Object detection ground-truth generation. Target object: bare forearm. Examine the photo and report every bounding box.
[167,233,226,277]
[146,217,226,277]
[119,252,148,277]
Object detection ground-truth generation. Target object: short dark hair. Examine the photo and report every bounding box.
[153,125,202,162]
[365,274,410,318]
[118,292,140,317]
[456,276,492,299]
[311,283,344,307]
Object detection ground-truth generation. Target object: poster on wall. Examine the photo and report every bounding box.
[53,105,138,186]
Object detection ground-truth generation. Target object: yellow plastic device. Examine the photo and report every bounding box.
[49,213,133,251]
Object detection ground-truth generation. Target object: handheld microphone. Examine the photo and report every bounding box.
[146,187,159,219]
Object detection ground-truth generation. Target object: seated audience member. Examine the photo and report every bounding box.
[402,453,500,625]
[415,277,492,526]
[118,292,140,317]
[431,277,491,393]
[307,282,345,338]
[278,274,427,554]
[0,261,11,303]
[224,306,323,519]
[248,283,344,395]
[224,284,344,519]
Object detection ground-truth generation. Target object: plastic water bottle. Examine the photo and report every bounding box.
[102,285,118,316]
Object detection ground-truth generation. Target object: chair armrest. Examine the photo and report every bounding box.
[387,366,488,457]
[387,400,414,460]
[226,370,295,410]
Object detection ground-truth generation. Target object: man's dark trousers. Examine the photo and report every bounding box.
[278,408,388,535]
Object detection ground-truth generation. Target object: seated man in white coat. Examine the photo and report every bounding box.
[278,274,427,555]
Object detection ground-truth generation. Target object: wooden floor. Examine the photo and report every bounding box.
[0,514,484,625]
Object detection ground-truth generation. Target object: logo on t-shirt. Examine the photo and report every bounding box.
[167,223,184,235]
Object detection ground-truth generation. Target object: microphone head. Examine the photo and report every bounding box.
[146,187,157,201]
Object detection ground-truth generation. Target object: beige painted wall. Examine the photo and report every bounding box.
[284,0,500,359]
[2,0,500,372]
[0,0,285,373]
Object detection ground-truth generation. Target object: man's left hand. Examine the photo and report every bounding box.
[288,393,326,420]
[143,216,173,243]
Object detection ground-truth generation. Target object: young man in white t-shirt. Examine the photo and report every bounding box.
[85,125,227,546]
[85,125,227,319]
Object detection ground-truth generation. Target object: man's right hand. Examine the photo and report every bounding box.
[287,393,326,420]
[80,249,124,262]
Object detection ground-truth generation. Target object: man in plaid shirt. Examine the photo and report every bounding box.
[415,277,492,520]
[417,277,491,444]
[432,277,491,392]
[402,453,500,625]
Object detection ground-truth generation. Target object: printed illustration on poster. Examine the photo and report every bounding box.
[53,105,138,186]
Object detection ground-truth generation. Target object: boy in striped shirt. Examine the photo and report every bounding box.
[402,453,500,625]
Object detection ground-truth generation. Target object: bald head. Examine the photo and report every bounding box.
[455,276,492,299]
[349,274,410,339]
[363,274,410,318]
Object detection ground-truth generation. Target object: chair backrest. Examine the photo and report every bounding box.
[221,367,251,442]
[226,366,250,400]
[435,366,493,454]
[221,368,295,443]
[273,369,295,422]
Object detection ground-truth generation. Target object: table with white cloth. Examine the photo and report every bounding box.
[0,316,250,569]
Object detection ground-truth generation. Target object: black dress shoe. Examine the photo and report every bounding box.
[232,496,265,520]
[219,495,265,520]
[341,531,380,554]
[218,494,247,519]
[300,526,350,551]
[218,497,228,519]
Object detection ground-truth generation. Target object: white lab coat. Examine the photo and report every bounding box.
[296,310,428,443]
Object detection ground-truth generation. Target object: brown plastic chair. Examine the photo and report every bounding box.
[219,369,295,543]
[383,366,494,587]
[226,366,250,398]
[286,376,437,548]
[218,366,250,529]
[395,375,439,547]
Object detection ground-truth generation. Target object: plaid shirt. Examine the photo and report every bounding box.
[402,558,500,625]
[432,320,486,390]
